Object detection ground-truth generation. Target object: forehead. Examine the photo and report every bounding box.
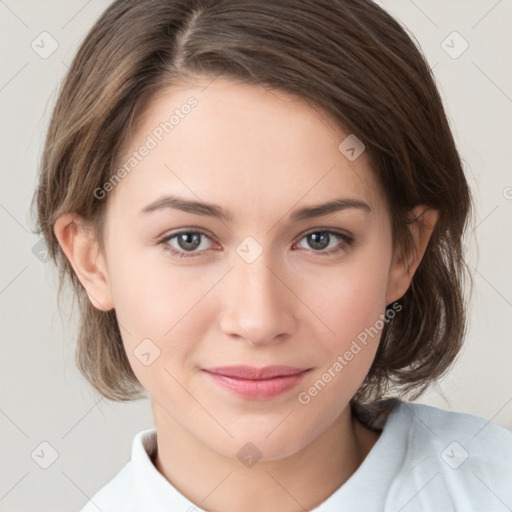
[108,77,384,222]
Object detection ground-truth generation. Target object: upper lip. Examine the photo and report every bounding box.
[203,365,310,380]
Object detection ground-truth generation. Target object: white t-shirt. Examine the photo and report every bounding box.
[80,401,512,511]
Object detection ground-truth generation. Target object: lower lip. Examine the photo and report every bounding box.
[203,370,309,399]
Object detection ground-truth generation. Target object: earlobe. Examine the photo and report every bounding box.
[385,206,439,304]
[53,213,114,311]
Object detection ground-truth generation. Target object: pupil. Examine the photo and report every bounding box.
[308,232,329,250]
[178,233,201,251]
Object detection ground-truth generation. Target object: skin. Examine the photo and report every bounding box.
[55,77,437,512]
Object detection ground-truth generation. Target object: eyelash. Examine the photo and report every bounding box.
[158,229,354,259]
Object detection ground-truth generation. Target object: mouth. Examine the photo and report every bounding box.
[201,365,312,400]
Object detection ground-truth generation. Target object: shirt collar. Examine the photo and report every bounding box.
[131,428,208,511]
[130,401,402,511]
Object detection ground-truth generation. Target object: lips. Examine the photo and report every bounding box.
[202,365,311,399]
[203,365,310,379]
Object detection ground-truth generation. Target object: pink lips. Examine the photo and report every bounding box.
[202,365,311,399]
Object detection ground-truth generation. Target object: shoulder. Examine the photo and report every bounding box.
[397,401,512,457]
[79,428,157,512]
[79,462,135,512]
[386,401,512,511]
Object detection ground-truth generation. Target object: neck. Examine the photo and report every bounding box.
[152,401,381,512]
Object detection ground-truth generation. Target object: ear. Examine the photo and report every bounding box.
[385,206,439,304]
[53,213,114,311]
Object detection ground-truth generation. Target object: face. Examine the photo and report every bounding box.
[96,78,400,460]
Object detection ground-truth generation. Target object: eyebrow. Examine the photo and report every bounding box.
[140,195,371,222]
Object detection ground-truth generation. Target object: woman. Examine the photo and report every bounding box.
[32,0,512,510]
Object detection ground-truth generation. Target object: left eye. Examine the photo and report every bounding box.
[294,230,352,254]
[159,229,352,258]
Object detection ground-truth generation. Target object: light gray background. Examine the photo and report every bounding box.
[1,1,511,510]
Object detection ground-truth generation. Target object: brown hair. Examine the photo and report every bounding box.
[31,0,471,414]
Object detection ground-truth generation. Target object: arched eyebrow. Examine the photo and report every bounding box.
[140,195,232,221]
[289,198,371,221]
[140,195,371,222]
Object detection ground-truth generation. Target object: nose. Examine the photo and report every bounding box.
[218,254,297,346]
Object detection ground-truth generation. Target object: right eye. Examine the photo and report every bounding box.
[159,230,216,258]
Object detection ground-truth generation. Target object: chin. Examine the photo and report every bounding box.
[203,419,320,464]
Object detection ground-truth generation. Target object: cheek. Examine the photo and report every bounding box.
[105,242,218,389]
[297,248,391,397]
[293,256,390,426]
[105,232,207,332]
[310,251,391,348]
